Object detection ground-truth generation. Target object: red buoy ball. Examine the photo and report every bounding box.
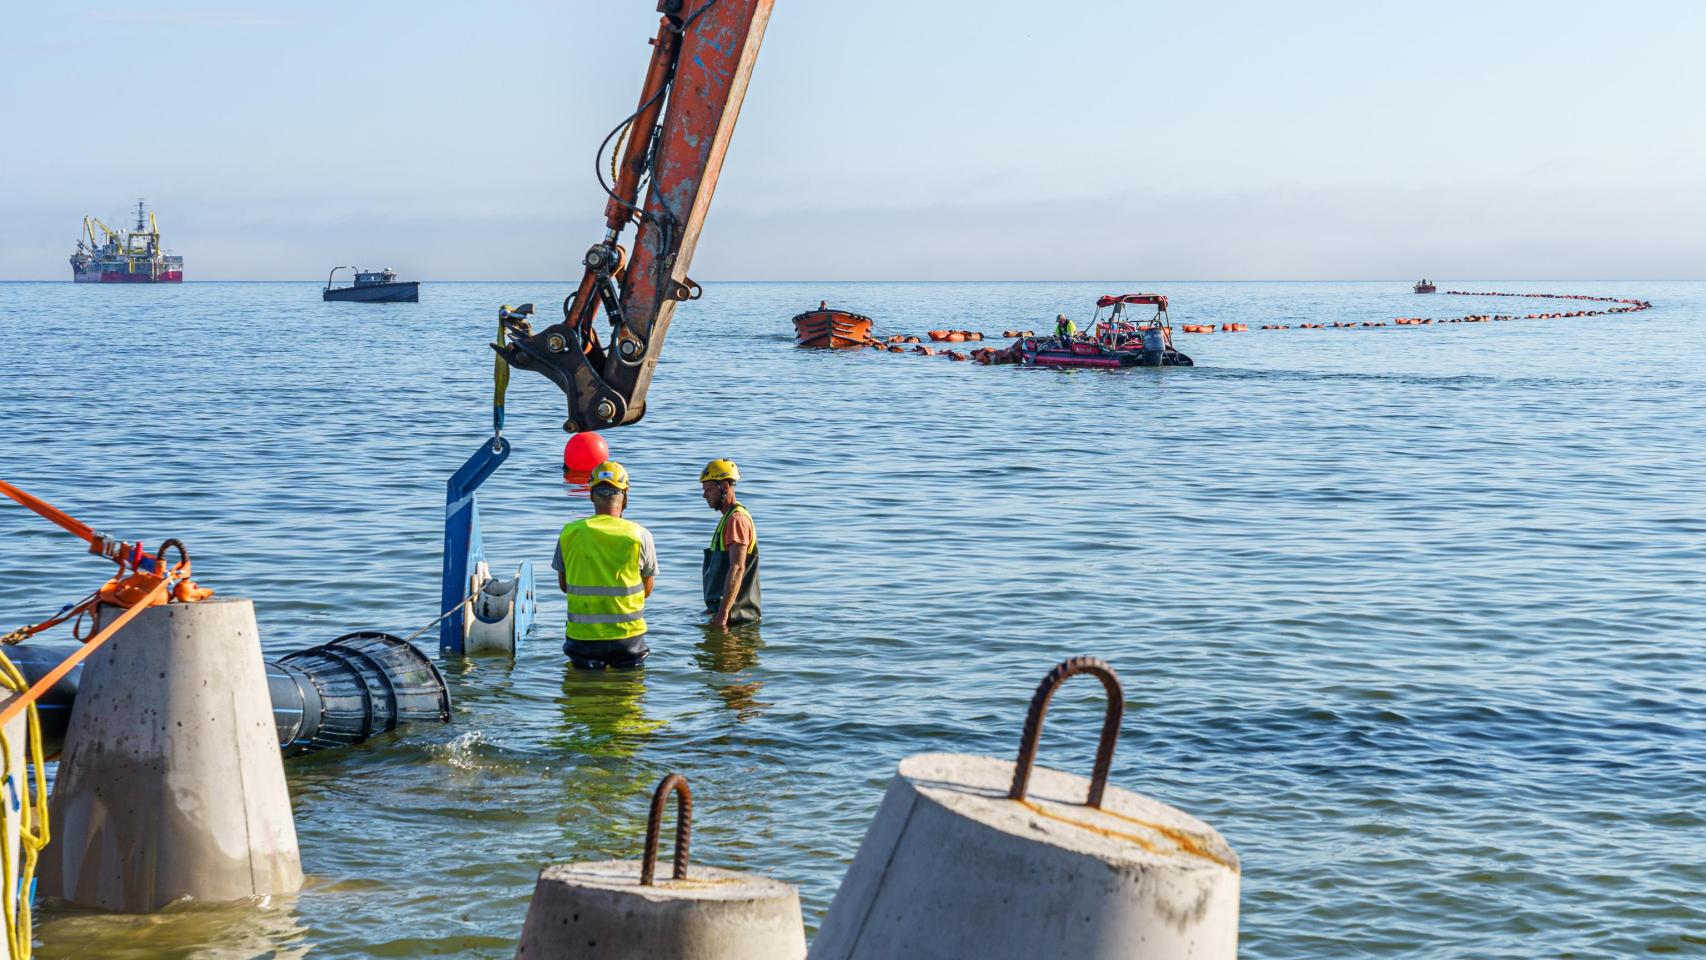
[563,432,609,473]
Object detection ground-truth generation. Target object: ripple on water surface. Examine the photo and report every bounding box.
[2,280,1704,958]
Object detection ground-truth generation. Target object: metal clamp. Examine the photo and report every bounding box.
[641,772,692,885]
[1008,656,1123,809]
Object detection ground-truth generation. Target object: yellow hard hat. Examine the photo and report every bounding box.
[589,460,630,491]
[699,458,740,483]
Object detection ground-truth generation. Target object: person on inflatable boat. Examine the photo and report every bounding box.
[1054,313,1077,339]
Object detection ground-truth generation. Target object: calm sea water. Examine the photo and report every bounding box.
[1,280,1702,959]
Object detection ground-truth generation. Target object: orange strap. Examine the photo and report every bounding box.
[0,579,169,729]
[0,480,95,545]
[2,594,99,646]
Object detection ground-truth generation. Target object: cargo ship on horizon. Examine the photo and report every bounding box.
[70,200,183,282]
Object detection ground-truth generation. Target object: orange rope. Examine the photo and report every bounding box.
[0,580,169,729]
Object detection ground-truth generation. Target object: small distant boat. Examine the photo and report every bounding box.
[323,266,419,303]
[792,302,874,348]
[1414,279,1437,294]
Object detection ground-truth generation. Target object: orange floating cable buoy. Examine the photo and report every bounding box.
[927,330,950,342]
[887,345,905,353]
[913,345,935,356]
[945,332,965,343]
[945,350,968,361]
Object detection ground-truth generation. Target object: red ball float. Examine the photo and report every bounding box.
[563,432,610,473]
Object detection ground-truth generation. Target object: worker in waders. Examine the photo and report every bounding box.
[555,461,657,668]
[700,459,760,629]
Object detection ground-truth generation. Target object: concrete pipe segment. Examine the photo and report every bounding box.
[38,598,304,911]
[516,773,806,959]
[810,657,1240,960]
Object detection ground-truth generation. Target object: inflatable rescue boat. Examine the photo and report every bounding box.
[1020,294,1193,368]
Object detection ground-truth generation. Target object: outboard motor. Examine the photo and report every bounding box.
[14,631,451,758]
[1140,327,1166,367]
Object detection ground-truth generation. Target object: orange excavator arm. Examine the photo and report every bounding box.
[494,0,774,433]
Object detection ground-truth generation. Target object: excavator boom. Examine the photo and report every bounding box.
[494,0,774,432]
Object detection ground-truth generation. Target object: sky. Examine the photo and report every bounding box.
[3,0,1704,280]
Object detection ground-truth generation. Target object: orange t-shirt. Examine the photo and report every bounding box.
[721,508,755,549]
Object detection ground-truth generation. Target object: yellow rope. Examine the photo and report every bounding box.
[0,650,47,960]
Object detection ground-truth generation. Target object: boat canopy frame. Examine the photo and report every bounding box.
[324,265,357,292]
[1090,293,1172,348]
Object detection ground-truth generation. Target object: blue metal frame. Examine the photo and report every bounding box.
[439,436,510,653]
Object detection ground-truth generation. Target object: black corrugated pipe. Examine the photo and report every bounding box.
[270,631,452,756]
[12,631,450,758]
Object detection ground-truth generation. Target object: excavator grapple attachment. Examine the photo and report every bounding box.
[492,0,774,433]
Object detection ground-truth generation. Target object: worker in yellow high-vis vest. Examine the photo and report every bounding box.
[554,460,657,669]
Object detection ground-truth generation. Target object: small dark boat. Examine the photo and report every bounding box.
[1414,279,1437,294]
[1019,294,1192,368]
[792,303,875,348]
[323,266,419,303]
